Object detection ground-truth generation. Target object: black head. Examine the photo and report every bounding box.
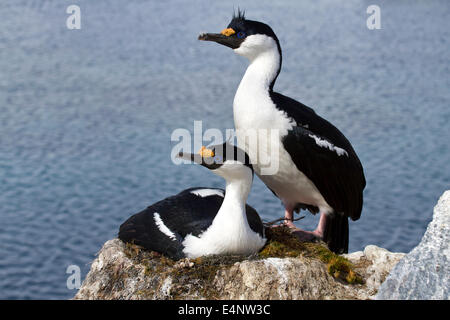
[198,11,282,90]
[177,142,254,178]
[226,10,279,44]
[198,10,280,51]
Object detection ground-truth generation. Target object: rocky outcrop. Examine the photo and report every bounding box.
[74,229,404,300]
[74,190,449,300]
[375,190,450,300]
[343,245,405,298]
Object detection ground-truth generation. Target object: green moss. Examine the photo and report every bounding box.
[259,227,307,258]
[120,226,363,299]
[259,226,364,284]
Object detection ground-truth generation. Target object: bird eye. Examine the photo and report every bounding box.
[237,31,246,39]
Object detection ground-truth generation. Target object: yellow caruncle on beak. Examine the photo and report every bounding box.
[221,28,236,37]
[199,146,215,158]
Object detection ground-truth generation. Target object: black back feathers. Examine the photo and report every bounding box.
[118,188,264,260]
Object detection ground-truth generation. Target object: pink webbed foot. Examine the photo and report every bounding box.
[279,219,297,229]
[290,213,328,243]
[291,229,322,242]
[270,206,297,229]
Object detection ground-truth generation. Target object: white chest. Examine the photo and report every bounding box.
[181,216,265,258]
[233,80,331,212]
[234,84,294,134]
[231,43,332,212]
[181,183,266,258]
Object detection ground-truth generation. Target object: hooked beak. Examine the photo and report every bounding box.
[177,151,221,170]
[198,28,244,49]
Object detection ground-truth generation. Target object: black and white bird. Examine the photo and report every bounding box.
[118,143,266,260]
[199,11,366,253]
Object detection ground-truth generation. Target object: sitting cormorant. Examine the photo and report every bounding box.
[118,143,266,260]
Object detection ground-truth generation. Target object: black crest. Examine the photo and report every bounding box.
[232,8,246,21]
[229,8,246,30]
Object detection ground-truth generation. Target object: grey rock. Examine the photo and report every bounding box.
[74,239,403,300]
[376,190,450,300]
[343,245,405,298]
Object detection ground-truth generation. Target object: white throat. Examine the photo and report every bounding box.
[216,177,251,221]
[235,39,281,93]
[181,170,266,258]
[233,36,282,123]
[201,172,252,233]
[233,37,295,175]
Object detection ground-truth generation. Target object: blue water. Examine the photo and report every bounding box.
[0,0,449,299]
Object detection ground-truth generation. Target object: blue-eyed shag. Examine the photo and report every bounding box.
[118,143,266,260]
[198,11,366,254]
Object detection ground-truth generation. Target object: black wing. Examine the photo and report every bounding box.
[161,188,264,238]
[157,188,225,237]
[282,125,365,220]
[270,91,365,220]
[118,188,224,260]
[243,203,265,238]
[270,92,364,160]
[118,187,264,260]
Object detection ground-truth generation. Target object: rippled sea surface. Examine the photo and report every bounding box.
[0,0,449,299]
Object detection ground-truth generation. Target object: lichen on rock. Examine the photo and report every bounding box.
[74,225,403,300]
[259,226,364,284]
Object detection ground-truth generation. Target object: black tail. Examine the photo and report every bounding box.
[323,213,349,254]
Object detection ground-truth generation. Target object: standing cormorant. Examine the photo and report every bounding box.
[198,11,366,253]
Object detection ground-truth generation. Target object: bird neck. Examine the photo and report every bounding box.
[215,176,252,223]
[239,47,281,93]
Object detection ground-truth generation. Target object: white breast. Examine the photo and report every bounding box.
[182,204,266,258]
[232,35,333,213]
[182,221,266,258]
[233,68,332,213]
[182,179,266,258]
